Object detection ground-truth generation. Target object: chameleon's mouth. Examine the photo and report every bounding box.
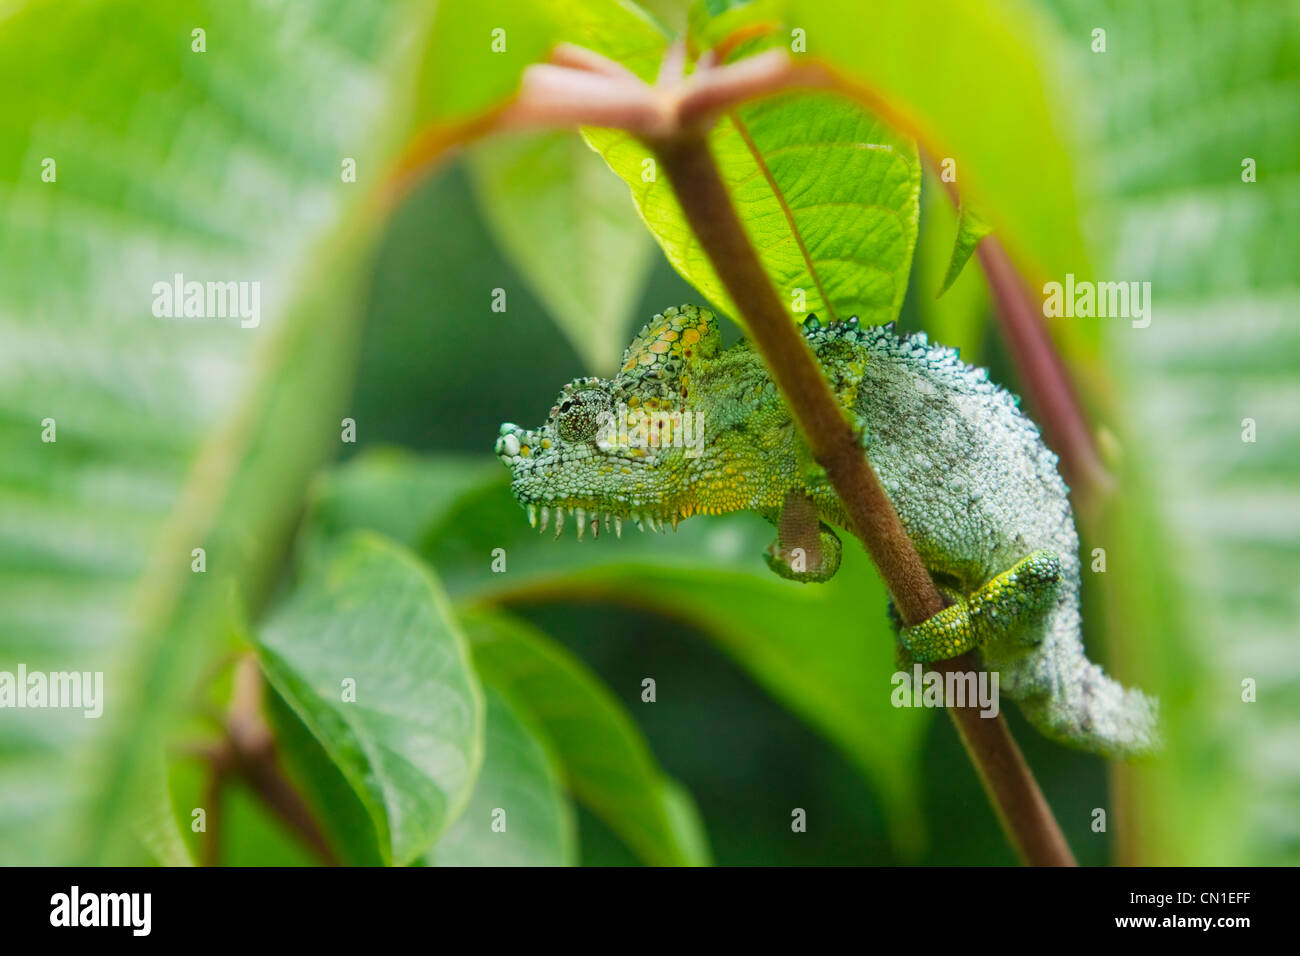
[515,499,683,540]
[497,421,689,539]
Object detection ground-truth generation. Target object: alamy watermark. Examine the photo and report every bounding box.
[152,272,260,328]
[891,663,999,718]
[50,886,150,936]
[1043,273,1152,328]
[0,665,103,718]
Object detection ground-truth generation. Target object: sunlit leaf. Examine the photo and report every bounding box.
[783,0,1095,299]
[588,92,921,329]
[938,203,992,298]
[416,0,666,125]
[916,172,990,358]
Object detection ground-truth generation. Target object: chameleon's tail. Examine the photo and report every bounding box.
[1017,661,1160,760]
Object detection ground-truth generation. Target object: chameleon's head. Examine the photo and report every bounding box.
[495,305,722,538]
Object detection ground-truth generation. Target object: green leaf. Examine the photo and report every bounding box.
[264,687,386,867]
[937,203,992,298]
[1041,0,1300,865]
[782,0,1095,310]
[587,92,922,327]
[418,0,557,125]
[475,547,928,856]
[428,685,576,866]
[687,0,782,49]
[133,753,195,867]
[309,451,931,855]
[462,609,713,866]
[468,131,657,371]
[0,0,422,863]
[916,171,990,358]
[254,533,485,866]
[416,0,666,125]
[656,776,714,868]
[303,449,502,563]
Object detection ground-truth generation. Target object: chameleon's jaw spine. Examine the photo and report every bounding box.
[524,502,686,540]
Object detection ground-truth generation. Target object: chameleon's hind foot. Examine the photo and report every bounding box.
[763,489,842,583]
[897,550,1063,662]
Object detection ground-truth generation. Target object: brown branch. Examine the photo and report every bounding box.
[200,749,226,866]
[384,43,832,206]
[977,238,1113,509]
[188,656,340,866]
[226,655,340,865]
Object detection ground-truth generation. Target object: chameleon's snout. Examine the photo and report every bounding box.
[495,423,524,461]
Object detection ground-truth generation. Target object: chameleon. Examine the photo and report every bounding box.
[495,304,1159,758]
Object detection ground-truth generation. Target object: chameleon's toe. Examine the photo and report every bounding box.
[885,600,917,669]
[763,527,842,583]
[897,601,980,662]
[969,549,1062,646]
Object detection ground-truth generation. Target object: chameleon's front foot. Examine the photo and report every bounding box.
[762,489,842,583]
[764,525,842,582]
[896,549,1063,662]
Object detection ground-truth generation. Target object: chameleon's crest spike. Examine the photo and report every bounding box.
[553,507,565,539]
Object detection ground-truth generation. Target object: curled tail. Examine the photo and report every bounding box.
[1014,661,1160,760]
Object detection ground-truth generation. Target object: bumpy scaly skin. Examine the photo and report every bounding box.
[497,305,1160,758]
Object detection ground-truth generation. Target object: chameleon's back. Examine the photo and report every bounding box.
[808,320,1159,758]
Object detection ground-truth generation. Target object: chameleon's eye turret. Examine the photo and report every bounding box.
[555,387,611,443]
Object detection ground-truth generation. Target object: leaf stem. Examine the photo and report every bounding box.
[205,656,340,866]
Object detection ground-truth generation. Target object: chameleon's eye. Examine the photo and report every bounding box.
[556,388,609,442]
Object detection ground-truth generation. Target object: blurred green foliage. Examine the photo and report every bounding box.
[0,0,1295,867]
